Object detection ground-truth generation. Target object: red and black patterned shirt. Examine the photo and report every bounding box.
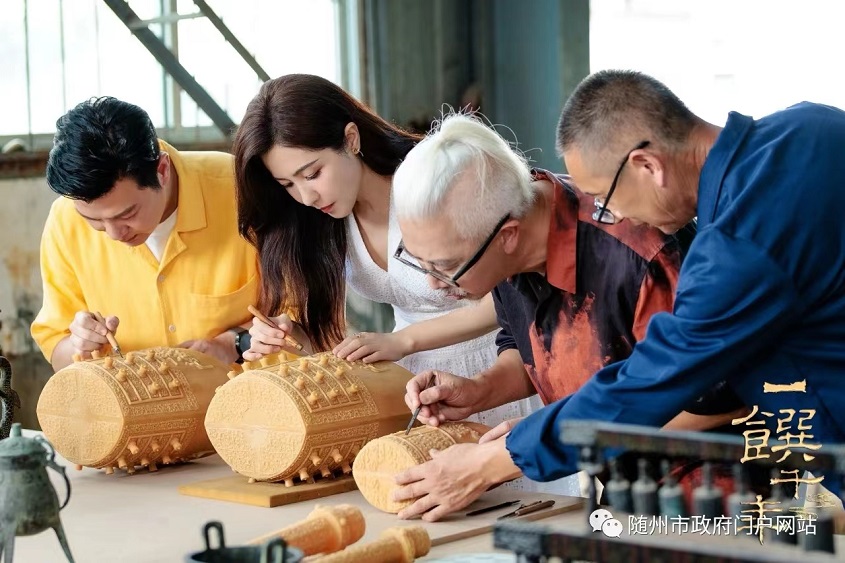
[493,169,780,502]
[494,169,737,416]
[494,170,760,500]
[493,170,683,401]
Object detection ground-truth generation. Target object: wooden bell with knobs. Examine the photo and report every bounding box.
[204,352,414,485]
[36,347,232,476]
[352,422,491,513]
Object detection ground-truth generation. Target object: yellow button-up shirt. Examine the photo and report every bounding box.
[31,141,260,362]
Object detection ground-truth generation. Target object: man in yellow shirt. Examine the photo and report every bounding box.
[32,96,261,371]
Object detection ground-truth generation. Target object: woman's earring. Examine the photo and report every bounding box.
[356,147,364,158]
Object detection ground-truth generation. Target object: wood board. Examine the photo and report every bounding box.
[179,469,584,549]
[422,490,583,548]
[242,487,584,549]
[178,474,359,507]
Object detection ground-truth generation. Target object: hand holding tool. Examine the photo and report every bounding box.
[92,311,122,358]
[405,373,437,435]
[247,305,304,351]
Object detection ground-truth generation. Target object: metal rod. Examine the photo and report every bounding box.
[23,0,33,148]
[59,0,67,110]
[129,11,204,28]
[191,0,270,82]
[159,0,169,127]
[561,420,845,474]
[93,0,102,92]
[168,0,181,130]
[101,0,236,137]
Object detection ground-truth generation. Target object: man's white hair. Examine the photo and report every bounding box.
[393,112,536,242]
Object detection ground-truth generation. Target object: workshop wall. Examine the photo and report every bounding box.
[0,176,55,429]
[0,0,591,436]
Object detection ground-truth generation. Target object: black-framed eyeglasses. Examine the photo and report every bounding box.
[394,214,511,288]
[593,140,651,225]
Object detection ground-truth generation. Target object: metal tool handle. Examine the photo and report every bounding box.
[203,521,226,550]
[466,499,522,517]
[512,500,555,518]
[36,436,72,510]
[261,538,288,563]
[406,373,438,435]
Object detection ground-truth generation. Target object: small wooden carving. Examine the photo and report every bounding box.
[247,504,364,555]
[36,347,251,475]
[352,422,491,513]
[311,526,430,563]
[204,352,413,484]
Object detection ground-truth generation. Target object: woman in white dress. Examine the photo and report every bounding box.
[230,75,564,492]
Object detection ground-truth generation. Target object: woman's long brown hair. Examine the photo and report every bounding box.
[234,74,422,351]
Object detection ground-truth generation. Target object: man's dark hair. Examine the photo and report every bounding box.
[46,97,161,202]
[557,70,698,171]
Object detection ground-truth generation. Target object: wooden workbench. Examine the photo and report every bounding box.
[16,430,843,562]
[12,430,583,562]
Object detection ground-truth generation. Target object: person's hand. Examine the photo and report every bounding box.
[332,331,412,363]
[243,313,296,361]
[405,370,482,427]
[178,333,238,365]
[478,417,524,444]
[393,440,521,521]
[68,311,119,358]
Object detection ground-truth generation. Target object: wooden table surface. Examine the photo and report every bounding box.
[14,430,844,562]
[11,430,584,562]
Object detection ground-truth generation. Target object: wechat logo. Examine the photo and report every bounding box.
[589,508,623,538]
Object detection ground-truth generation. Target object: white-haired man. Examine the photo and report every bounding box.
[391,113,748,521]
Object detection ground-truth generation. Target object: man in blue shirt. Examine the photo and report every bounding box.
[516,69,845,484]
[398,69,845,519]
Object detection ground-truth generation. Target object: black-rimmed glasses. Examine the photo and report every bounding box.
[593,140,650,225]
[394,214,510,288]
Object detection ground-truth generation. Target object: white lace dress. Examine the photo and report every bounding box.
[345,196,580,495]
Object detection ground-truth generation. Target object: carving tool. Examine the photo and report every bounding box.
[632,458,659,516]
[726,463,754,518]
[405,372,437,435]
[465,499,521,517]
[691,461,723,519]
[763,467,797,545]
[605,457,633,514]
[93,311,123,358]
[247,305,304,351]
[498,500,556,520]
[657,459,687,518]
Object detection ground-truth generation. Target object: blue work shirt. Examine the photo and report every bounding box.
[507,103,845,492]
